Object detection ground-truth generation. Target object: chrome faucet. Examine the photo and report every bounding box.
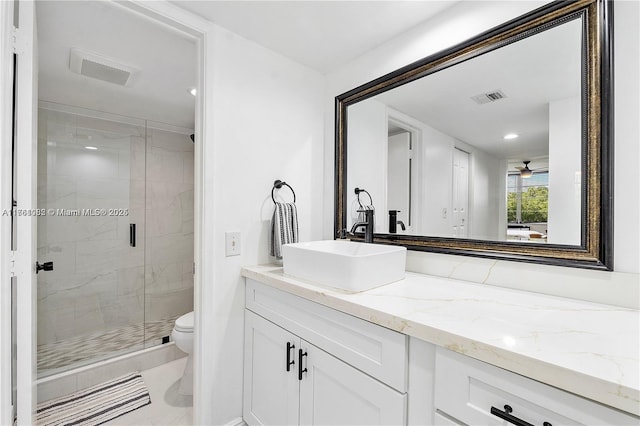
[350,209,375,243]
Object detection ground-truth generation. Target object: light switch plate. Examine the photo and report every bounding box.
[225,231,241,256]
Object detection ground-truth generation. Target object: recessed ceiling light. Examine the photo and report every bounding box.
[85,146,98,150]
[188,88,197,96]
[503,133,519,140]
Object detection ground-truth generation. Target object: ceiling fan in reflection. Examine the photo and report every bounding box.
[514,160,537,178]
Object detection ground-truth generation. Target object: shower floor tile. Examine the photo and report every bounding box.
[37,316,180,374]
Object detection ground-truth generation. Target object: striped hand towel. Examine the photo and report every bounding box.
[270,202,299,259]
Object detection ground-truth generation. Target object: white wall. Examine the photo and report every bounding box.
[419,126,453,236]
[324,0,640,306]
[613,0,640,273]
[346,100,387,232]
[548,96,581,245]
[203,24,324,425]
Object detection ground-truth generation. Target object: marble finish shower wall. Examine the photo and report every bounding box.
[144,127,194,345]
[37,108,146,346]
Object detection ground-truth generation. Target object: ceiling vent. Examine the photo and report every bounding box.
[471,89,507,105]
[69,48,137,87]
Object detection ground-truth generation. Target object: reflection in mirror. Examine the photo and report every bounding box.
[338,0,613,269]
[347,17,582,245]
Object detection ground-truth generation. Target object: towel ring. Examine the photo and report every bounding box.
[354,187,373,207]
[272,180,296,203]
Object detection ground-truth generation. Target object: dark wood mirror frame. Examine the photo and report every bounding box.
[335,0,613,270]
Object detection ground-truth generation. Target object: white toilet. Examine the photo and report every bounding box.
[171,311,194,395]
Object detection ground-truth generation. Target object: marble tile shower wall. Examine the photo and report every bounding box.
[144,127,194,339]
[36,108,194,356]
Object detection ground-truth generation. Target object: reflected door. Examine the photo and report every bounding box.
[387,132,411,231]
[452,149,469,237]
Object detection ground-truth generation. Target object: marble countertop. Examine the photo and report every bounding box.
[242,265,640,417]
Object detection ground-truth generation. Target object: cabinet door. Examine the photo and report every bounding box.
[299,342,406,426]
[243,311,299,426]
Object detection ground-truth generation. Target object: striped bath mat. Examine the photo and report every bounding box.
[36,372,151,426]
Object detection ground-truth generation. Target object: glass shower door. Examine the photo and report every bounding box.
[36,107,146,376]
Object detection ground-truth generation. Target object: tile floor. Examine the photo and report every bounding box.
[103,357,192,425]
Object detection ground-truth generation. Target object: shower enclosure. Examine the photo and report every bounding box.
[36,103,194,377]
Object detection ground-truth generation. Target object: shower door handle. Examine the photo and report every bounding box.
[35,261,53,274]
[130,223,136,247]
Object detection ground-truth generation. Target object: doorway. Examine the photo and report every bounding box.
[387,118,419,234]
[2,1,207,424]
[35,0,196,380]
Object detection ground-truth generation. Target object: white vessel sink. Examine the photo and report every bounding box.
[282,240,406,293]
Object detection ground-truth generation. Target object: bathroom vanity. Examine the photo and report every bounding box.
[241,265,639,425]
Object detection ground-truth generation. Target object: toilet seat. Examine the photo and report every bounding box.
[172,311,194,396]
[174,311,194,333]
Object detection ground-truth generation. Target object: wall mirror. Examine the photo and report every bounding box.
[335,0,613,270]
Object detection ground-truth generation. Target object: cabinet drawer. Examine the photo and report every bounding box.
[246,279,408,392]
[434,411,464,426]
[434,348,638,425]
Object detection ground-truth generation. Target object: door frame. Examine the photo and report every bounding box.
[0,2,16,424]
[2,1,39,423]
[0,1,214,424]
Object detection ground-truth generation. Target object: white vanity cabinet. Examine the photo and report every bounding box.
[243,279,408,426]
[242,266,640,426]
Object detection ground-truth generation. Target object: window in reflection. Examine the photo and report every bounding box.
[507,170,549,242]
